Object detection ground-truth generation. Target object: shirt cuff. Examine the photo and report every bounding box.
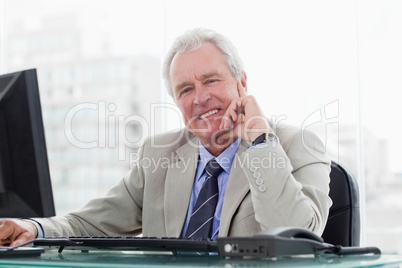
[23,219,44,238]
[247,141,279,151]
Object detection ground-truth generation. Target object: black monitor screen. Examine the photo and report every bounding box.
[0,69,55,218]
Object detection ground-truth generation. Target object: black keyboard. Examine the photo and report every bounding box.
[34,236,218,254]
[33,235,381,258]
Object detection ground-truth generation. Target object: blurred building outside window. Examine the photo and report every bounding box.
[1,0,401,254]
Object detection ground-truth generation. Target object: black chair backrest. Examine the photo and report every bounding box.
[321,161,360,246]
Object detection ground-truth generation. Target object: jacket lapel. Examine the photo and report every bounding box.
[219,140,251,237]
[164,136,199,237]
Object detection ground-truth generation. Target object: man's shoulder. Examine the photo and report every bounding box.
[273,121,302,141]
[273,122,325,153]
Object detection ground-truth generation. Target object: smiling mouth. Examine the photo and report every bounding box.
[198,109,221,119]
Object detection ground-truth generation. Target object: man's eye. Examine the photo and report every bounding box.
[180,88,191,96]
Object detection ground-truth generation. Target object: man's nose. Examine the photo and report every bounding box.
[193,86,211,106]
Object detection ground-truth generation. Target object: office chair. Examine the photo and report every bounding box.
[321,161,360,246]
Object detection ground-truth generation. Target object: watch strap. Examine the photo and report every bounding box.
[251,132,279,146]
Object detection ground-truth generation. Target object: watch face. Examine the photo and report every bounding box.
[267,132,278,143]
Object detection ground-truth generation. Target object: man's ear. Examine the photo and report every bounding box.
[240,71,248,94]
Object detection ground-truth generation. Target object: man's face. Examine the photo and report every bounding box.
[170,42,246,146]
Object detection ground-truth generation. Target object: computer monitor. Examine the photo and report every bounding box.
[0,69,55,218]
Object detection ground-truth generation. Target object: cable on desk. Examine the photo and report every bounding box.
[316,245,381,256]
[0,239,36,254]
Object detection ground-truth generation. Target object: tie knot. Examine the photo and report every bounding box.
[205,159,224,178]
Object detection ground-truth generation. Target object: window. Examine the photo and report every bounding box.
[1,0,401,254]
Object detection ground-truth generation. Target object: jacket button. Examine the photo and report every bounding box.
[258,184,267,192]
[253,172,261,179]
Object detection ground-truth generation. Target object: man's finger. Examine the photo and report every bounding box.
[220,100,238,129]
[0,238,11,247]
[0,221,13,240]
[9,233,34,248]
[230,107,238,123]
[238,113,245,124]
[216,129,237,144]
[237,81,247,97]
[220,115,232,130]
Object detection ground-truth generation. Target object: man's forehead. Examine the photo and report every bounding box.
[170,43,222,71]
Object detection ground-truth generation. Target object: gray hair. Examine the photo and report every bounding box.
[162,28,245,97]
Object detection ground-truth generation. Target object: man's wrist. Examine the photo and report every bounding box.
[251,132,279,146]
[22,219,44,238]
[248,128,271,143]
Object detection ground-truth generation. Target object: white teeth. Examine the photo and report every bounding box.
[199,109,220,119]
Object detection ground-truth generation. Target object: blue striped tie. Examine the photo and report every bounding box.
[185,159,223,238]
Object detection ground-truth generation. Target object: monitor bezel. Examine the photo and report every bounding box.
[0,69,55,218]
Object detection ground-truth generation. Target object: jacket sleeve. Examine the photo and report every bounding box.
[33,146,146,237]
[240,129,332,235]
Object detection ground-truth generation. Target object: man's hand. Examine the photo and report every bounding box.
[0,219,38,247]
[218,82,271,143]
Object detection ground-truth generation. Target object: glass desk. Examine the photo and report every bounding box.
[1,250,402,268]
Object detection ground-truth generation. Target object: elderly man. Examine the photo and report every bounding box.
[0,28,331,247]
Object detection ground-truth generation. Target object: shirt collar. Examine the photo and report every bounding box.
[196,138,241,181]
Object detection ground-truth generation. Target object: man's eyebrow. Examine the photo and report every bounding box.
[201,72,222,80]
[175,81,193,92]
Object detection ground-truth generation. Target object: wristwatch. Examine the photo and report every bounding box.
[252,132,279,146]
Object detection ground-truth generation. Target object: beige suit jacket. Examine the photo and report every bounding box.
[36,123,332,237]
